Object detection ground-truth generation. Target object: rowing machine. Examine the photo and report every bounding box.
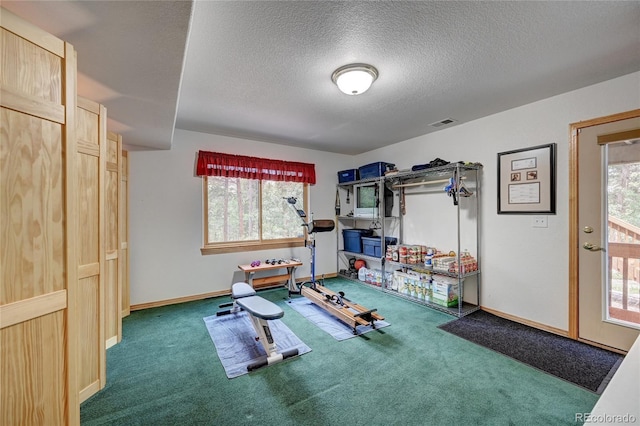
[284,197,384,334]
[300,281,384,335]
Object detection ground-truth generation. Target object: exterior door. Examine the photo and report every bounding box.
[570,110,640,352]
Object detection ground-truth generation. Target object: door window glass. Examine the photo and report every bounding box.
[606,140,640,327]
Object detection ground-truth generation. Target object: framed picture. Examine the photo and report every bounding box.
[497,143,556,214]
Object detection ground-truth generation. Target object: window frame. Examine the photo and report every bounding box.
[201,177,308,255]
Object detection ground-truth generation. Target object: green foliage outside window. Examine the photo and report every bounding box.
[261,181,305,240]
[608,163,640,229]
[206,177,304,245]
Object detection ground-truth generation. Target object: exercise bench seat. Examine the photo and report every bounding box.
[231,282,256,299]
[236,295,298,371]
[216,282,257,316]
[214,281,298,370]
[236,296,284,320]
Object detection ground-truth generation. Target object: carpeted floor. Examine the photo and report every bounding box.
[203,311,312,378]
[438,310,624,394]
[81,279,601,425]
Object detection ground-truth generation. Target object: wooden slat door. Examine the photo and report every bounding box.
[105,131,122,347]
[121,149,130,318]
[76,97,107,402]
[1,8,79,425]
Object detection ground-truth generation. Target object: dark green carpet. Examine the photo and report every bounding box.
[81,278,598,425]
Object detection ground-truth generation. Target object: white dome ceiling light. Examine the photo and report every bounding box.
[331,63,378,96]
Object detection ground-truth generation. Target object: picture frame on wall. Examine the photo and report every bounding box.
[497,143,556,214]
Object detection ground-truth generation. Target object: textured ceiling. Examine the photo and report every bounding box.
[3,1,640,154]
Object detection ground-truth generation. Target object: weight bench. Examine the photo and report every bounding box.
[216,282,257,316]
[217,282,299,371]
[236,295,299,371]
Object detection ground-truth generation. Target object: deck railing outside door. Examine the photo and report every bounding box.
[608,217,640,324]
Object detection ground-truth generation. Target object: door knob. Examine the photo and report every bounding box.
[583,242,605,252]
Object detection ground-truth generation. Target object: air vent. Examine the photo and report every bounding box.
[429,118,456,128]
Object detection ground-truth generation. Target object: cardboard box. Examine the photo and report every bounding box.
[432,280,459,296]
[431,275,462,307]
[431,292,459,307]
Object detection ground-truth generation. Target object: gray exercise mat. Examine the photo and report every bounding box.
[287,297,390,341]
[203,311,311,379]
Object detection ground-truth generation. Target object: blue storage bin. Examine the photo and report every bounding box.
[361,236,398,257]
[342,229,373,253]
[337,169,358,183]
[359,162,394,179]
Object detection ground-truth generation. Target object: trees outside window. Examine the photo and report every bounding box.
[608,162,640,228]
[203,177,306,254]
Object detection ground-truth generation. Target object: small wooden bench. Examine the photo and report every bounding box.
[238,260,303,290]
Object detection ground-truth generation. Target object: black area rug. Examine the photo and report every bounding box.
[438,310,624,394]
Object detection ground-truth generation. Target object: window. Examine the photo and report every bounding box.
[196,150,315,255]
[202,177,308,254]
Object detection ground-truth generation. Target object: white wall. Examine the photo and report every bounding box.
[353,71,640,330]
[128,131,351,305]
[129,72,639,330]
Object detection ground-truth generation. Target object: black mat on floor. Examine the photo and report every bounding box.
[438,310,624,394]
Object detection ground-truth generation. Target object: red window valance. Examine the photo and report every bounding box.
[196,151,316,184]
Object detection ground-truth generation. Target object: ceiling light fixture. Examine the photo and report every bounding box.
[331,63,378,95]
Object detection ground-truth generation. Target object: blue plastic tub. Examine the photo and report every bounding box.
[342,229,373,253]
[337,169,358,183]
[359,162,394,179]
[361,236,398,257]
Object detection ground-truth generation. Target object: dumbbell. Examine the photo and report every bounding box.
[250,260,261,267]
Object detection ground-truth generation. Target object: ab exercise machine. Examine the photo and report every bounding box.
[284,197,384,335]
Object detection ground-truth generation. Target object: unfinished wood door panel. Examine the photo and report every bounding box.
[121,149,130,317]
[105,253,119,347]
[76,97,106,403]
[1,312,66,424]
[1,110,64,299]
[77,275,101,398]
[1,8,79,425]
[105,131,122,347]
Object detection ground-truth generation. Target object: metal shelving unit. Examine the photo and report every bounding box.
[336,163,482,317]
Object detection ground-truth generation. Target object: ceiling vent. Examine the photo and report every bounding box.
[429,118,456,128]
